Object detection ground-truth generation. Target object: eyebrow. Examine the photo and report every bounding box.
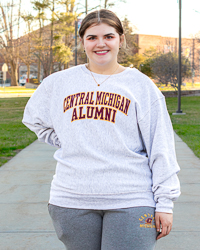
[86,33,115,38]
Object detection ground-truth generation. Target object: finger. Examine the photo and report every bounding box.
[157,225,167,240]
[155,216,160,233]
[166,225,172,235]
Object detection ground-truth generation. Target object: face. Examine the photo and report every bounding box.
[81,23,124,67]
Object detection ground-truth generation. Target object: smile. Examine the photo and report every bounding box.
[94,50,109,55]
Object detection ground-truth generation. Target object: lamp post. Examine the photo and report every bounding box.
[75,20,78,66]
[173,0,186,116]
[2,63,8,91]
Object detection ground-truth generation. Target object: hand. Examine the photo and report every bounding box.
[155,212,173,240]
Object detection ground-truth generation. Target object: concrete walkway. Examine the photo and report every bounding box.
[0,133,199,250]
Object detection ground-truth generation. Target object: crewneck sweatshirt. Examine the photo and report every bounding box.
[22,64,181,213]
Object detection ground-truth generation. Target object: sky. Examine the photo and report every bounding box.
[18,0,200,38]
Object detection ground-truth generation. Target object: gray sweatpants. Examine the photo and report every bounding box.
[48,204,158,250]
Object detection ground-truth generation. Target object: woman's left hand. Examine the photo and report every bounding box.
[155,212,173,240]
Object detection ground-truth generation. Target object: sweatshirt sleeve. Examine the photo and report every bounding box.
[138,96,181,213]
[22,80,61,148]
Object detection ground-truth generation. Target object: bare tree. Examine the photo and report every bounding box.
[20,13,36,82]
[0,0,22,86]
[151,52,191,90]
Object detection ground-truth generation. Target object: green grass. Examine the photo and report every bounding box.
[0,97,37,167]
[166,96,200,158]
[0,96,199,168]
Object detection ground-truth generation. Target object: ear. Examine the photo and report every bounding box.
[80,38,84,46]
[120,34,125,46]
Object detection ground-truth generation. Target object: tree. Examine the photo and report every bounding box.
[0,0,22,86]
[53,0,76,69]
[140,47,157,77]
[20,13,35,82]
[150,52,191,89]
[118,17,138,65]
[31,0,49,80]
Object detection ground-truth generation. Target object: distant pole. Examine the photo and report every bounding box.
[75,20,78,66]
[173,0,185,115]
[192,38,195,87]
[85,0,88,14]
[177,0,182,113]
[85,0,88,63]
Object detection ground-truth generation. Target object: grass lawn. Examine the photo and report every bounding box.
[166,96,200,159]
[0,98,37,167]
[0,96,199,168]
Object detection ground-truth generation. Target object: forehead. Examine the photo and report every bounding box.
[84,23,117,36]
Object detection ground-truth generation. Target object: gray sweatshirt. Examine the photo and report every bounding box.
[22,64,180,213]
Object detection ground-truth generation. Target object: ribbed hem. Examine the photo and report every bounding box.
[49,190,156,210]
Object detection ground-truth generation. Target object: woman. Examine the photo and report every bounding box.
[22,9,180,250]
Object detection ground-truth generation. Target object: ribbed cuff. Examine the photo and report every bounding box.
[155,198,174,214]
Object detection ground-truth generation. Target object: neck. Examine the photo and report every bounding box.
[87,61,119,75]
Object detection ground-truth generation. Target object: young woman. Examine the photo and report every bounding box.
[22,9,180,250]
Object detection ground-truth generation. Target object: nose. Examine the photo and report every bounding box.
[96,38,106,48]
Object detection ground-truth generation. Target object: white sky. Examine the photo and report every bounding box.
[18,0,200,38]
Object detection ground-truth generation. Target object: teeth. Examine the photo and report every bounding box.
[95,51,108,54]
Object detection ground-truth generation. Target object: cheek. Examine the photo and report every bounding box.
[85,42,96,51]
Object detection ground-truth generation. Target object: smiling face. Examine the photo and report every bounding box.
[81,23,124,68]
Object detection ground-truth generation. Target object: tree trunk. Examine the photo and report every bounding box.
[10,61,18,86]
[27,63,30,83]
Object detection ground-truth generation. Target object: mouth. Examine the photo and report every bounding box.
[94,50,109,55]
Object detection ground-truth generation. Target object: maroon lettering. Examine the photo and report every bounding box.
[71,107,78,122]
[86,106,95,118]
[124,99,131,115]
[94,106,104,120]
[105,107,112,121]
[96,91,103,105]
[119,97,125,112]
[104,93,109,105]
[75,93,80,106]
[89,91,94,105]
[101,92,105,105]
[115,95,121,109]
[79,106,85,119]
[70,95,75,108]
[84,92,90,105]
[79,92,85,105]
[111,109,117,123]
[108,93,114,107]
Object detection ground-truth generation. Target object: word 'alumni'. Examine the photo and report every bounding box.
[63,91,131,123]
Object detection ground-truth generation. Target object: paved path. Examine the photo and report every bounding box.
[0,132,199,250]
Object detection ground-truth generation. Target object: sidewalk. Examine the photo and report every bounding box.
[0,133,200,250]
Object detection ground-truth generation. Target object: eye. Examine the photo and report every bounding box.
[88,36,96,40]
[106,36,114,39]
